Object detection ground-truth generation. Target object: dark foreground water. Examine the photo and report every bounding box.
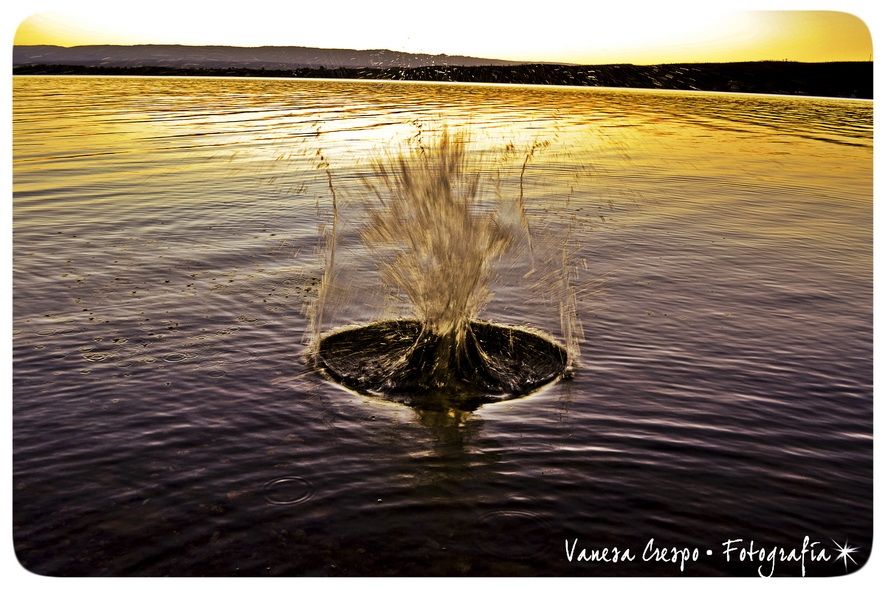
[12,76,872,576]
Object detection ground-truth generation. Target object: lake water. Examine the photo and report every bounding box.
[12,76,873,576]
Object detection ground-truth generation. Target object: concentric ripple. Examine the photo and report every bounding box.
[262,476,315,506]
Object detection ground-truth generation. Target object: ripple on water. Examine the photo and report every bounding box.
[262,476,314,505]
[36,326,83,337]
[82,352,115,362]
[162,351,198,363]
[473,509,553,559]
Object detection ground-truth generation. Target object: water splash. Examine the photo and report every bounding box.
[311,126,578,411]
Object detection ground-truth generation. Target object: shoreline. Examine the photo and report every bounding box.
[12,61,872,99]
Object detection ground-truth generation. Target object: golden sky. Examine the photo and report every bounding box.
[8,2,876,65]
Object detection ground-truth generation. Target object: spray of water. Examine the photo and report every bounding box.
[312,126,575,410]
[361,128,511,369]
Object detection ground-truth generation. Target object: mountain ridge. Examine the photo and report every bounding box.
[13,44,533,69]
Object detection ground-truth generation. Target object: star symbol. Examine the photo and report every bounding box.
[831,539,859,573]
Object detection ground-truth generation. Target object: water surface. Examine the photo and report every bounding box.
[12,76,873,576]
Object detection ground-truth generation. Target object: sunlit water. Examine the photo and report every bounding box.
[13,76,872,576]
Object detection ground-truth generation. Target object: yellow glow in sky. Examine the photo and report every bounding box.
[9,2,875,65]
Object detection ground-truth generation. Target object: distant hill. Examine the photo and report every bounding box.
[12,44,527,69]
[12,45,872,99]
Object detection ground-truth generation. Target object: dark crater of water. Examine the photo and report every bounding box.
[316,319,568,411]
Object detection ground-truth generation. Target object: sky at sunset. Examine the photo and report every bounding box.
[6,1,876,65]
